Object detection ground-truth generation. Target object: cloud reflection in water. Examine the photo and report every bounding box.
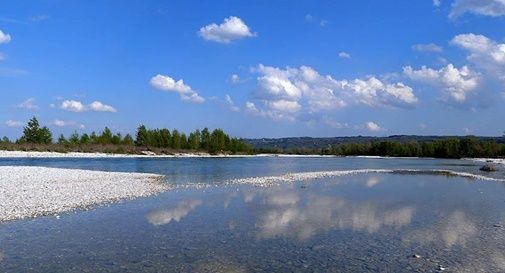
[147,199,202,226]
[255,189,415,241]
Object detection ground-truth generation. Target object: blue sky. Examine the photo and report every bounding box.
[1,0,505,139]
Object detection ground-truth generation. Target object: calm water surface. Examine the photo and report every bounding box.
[1,157,505,272]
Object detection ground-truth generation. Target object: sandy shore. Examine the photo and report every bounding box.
[0,166,168,222]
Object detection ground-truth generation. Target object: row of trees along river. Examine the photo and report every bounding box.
[0,117,252,154]
[1,117,505,158]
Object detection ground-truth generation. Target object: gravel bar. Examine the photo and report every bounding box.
[0,166,168,222]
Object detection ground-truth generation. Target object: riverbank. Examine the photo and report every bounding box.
[0,166,168,222]
[0,150,339,158]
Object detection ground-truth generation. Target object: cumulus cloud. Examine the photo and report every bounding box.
[403,64,480,103]
[433,0,442,7]
[49,119,83,127]
[5,120,23,127]
[338,51,351,59]
[366,121,384,132]
[224,94,240,112]
[449,0,505,18]
[89,101,117,112]
[60,100,117,113]
[198,16,255,43]
[451,33,505,79]
[0,30,11,44]
[150,74,205,103]
[61,100,85,112]
[412,43,443,53]
[248,64,417,121]
[230,74,241,84]
[17,98,38,110]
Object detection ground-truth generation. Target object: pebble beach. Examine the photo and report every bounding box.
[0,166,168,222]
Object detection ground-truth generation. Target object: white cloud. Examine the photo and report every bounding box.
[17,98,38,110]
[433,0,442,7]
[323,118,349,129]
[305,14,314,22]
[338,51,351,59]
[245,101,259,113]
[150,74,205,103]
[404,64,480,103]
[0,30,11,44]
[89,101,117,112]
[50,119,69,127]
[224,94,240,112]
[449,0,505,18]
[5,120,23,127]
[249,64,417,121]
[198,16,255,43]
[343,77,418,107]
[366,121,384,132]
[320,20,328,27]
[230,74,241,84]
[60,100,86,112]
[412,43,443,53]
[451,33,505,78]
[49,119,84,128]
[60,100,117,113]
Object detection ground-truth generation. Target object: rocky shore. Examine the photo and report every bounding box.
[0,166,168,222]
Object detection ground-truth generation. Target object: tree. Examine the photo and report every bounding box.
[80,133,90,145]
[38,127,52,144]
[69,132,80,145]
[200,128,210,150]
[90,132,98,144]
[57,134,68,145]
[21,117,52,144]
[122,134,134,146]
[188,130,201,150]
[111,133,122,145]
[22,117,41,143]
[171,129,181,149]
[99,127,113,144]
[135,125,148,147]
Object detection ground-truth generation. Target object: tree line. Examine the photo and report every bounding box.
[257,137,505,158]
[2,117,505,158]
[0,117,251,154]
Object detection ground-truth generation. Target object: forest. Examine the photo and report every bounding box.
[0,117,252,154]
[2,117,505,158]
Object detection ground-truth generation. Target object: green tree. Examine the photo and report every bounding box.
[200,128,210,150]
[80,133,90,145]
[99,127,113,144]
[188,130,201,150]
[122,134,134,146]
[57,134,68,145]
[111,133,122,145]
[135,125,148,146]
[69,132,80,145]
[171,129,181,149]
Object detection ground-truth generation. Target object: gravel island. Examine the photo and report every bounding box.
[0,166,168,222]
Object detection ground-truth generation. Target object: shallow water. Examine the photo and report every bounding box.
[1,157,505,272]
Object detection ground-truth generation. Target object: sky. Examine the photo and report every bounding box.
[1,0,505,139]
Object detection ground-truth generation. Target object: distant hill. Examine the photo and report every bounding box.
[245,135,505,150]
